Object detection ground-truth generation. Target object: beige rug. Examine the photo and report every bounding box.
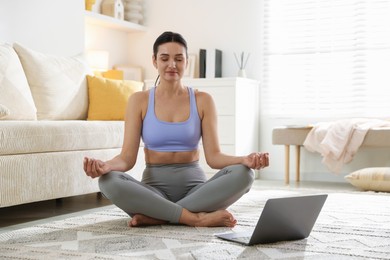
[0,188,389,259]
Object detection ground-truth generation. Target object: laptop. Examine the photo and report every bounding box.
[215,194,328,245]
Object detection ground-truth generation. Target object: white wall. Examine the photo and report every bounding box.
[0,0,84,56]
[126,0,262,81]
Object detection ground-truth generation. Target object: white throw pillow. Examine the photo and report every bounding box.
[0,104,10,119]
[13,43,92,120]
[0,43,37,120]
[345,167,390,192]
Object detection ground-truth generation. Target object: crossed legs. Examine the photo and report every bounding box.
[98,163,254,227]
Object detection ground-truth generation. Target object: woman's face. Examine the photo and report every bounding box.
[153,42,188,82]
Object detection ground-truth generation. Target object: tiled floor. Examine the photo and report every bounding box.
[0,180,357,232]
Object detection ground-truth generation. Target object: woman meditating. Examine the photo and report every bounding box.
[83,31,269,227]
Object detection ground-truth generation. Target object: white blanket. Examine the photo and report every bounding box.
[303,118,390,173]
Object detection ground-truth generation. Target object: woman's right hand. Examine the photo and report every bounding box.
[83,157,111,178]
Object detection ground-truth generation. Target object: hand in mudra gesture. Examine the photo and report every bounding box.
[83,157,111,178]
[243,152,269,170]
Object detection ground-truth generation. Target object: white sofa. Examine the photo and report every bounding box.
[0,42,142,208]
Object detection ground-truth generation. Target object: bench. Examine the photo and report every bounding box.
[272,126,390,184]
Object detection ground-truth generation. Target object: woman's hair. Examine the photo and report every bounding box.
[153,31,188,85]
[153,31,188,59]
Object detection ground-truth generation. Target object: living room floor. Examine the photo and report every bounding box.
[0,180,358,233]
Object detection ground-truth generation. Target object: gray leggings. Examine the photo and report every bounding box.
[98,162,254,223]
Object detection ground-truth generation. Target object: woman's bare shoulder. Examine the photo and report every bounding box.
[129,88,149,103]
[126,89,150,117]
[193,88,214,102]
[192,88,216,117]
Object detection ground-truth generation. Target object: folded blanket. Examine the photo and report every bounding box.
[303,118,390,173]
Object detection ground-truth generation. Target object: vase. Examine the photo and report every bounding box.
[238,69,247,78]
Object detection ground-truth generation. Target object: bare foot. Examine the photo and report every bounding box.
[128,214,168,227]
[180,209,237,227]
[129,210,237,228]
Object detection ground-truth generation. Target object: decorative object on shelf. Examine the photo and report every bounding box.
[85,0,96,11]
[183,54,196,78]
[101,0,125,20]
[238,68,247,78]
[123,0,144,24]
[199,49,222,78]
[207,49,222,78]
[199,49,206,78]
[234,51,250,78]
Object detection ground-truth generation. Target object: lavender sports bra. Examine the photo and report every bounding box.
[141,87,201,152]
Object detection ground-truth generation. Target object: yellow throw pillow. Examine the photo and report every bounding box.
[102,69,124,80]
[87,75,143,120]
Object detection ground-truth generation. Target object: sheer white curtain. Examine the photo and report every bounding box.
[261,0,390,118]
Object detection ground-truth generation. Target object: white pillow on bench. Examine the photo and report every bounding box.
[345,167,390,192]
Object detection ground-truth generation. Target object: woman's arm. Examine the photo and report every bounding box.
[84,91,147,178]
[198,91,269,170]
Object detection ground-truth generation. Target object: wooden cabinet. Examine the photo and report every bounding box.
[144,77,260,174]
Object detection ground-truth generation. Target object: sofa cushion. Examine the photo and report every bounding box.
[87,75,143,120]
[345,167,390,192]
[0,43,37,120]
[0,121,125,155]
[0,104,10,119]
[13,43,92,120]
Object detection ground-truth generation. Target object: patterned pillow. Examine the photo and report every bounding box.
[345,167,390,192]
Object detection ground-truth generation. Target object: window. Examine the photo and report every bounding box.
[261,0,390,118]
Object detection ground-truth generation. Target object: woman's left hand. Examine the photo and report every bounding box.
[243,152,269,170]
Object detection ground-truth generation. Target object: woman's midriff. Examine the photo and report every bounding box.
[144,148,200,164]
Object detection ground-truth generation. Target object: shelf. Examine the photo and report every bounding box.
[84,11,146,33]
